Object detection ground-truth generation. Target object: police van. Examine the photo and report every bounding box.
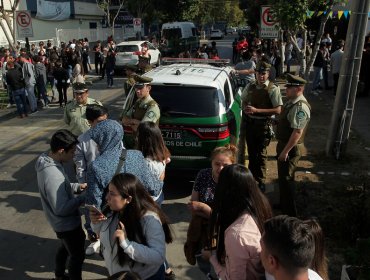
[160,22,199,56]
[122,58,243,172]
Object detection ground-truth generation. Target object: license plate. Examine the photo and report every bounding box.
[161,130,182,140]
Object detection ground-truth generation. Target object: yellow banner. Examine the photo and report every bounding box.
[338,11,344,19]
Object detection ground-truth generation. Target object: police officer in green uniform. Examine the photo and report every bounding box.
[123,64,137,97]
[137,55,153,75]
[276,74,311,216]
[121,75,160,147]
[64,82,103,136]
[239,61,283,191]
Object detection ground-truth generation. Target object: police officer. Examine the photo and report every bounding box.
[137,55,152,74]
[239,61,283,191]
[276,74,311,216]
[121,75,160,135]
[64,82,102,136]
[123,64,137,97]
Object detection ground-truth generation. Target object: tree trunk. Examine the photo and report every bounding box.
[0,21,15,49]
[279,30,285,76]
[304,9,332,81]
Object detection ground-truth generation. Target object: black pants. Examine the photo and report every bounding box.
[333,73,339,95]
[95,58,102,75]
[56,84,68,107]
[55,225,86,280]
[244,118,271,185]
[276,142,302,217]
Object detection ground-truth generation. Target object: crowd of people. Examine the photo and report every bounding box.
[5,30,369,280]
[0,37,121,118]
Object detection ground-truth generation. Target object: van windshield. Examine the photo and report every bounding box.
[151,85,219,117]
[162,28,182,40]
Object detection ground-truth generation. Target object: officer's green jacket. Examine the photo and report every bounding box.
[64,98,102,136]
[122,95,160,124]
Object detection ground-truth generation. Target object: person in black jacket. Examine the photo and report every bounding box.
[53,60,69,107]
[5,60,28,118]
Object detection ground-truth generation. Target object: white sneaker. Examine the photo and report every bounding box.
[85,239,100,256]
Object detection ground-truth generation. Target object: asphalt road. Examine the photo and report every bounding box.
[0,35,238,280]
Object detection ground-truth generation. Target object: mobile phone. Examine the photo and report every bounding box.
[85,204,106,219]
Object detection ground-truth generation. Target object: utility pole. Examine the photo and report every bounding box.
[325,0,370,158]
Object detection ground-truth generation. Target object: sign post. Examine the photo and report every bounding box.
[133,18,141,33]
[260,6,279,39]
[16,10,34,38]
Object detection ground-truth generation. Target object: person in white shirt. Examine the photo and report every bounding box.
[330,40,345,95]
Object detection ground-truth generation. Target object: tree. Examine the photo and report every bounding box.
[96,0,125,36]
[269,0,346,79]
[0,0,20,50]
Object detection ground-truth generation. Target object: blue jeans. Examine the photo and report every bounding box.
[312,66,323,90]
[55,225,86,280]
[146,264,165,280]
[106,68,114,86]
[36,82,49,106]
[12,88,28,116]
[25,85,38,111]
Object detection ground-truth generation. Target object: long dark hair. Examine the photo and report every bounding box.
[303,219,329,280]
[106,173,173,266]
[209,164,272,263]
[136,122,170,162]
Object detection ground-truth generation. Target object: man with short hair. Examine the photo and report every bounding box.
[36,129,87,280]
[260,215,323,280]
[239,61,283,192]
[19,54,38,113]
[73,104,108,256]
[64,82,102,136]
[123,64,137,96]
[331,40,344,95]
[121,75,160,131]
[276,74,311,216]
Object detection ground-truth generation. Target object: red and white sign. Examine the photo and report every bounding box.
[16,10,34,38]
[133,18,141,32]
[260,6,279,39]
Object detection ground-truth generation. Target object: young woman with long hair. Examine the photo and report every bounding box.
[204,164,273,279]
[90,173,173,280]
[136,121,171,205]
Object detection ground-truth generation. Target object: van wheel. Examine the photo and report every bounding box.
[156,55,161,67]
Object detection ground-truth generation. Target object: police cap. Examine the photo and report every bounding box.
[256,61,271,73]
[73,82,89,93]
[134,75,153,88]
[285,73,307,87]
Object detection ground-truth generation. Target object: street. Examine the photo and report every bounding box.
[0,35,236,279]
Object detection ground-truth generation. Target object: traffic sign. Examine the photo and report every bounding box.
[133,18,141,32]
[260,6,279,39]
[16,11,34,38]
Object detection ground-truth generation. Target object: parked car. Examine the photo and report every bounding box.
[114,40,161,71]
[122,59,244,172]
[226,27,237,34]
[210,29,224,40]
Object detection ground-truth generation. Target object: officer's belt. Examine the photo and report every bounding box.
[246,115,271,120]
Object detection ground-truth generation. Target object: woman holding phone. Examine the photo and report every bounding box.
[90,173,173,280]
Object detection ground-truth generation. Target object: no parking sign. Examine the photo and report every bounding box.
[16,10,34,38]
[133,18,141,32]
[260,6,279,39]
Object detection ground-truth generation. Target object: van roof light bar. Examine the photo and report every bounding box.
[161,57,230,66]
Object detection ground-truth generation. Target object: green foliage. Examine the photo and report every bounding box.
[269,0,308,32]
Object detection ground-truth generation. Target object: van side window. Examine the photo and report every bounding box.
[224,80,231,108]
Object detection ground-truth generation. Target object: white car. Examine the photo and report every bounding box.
[226,27,236,34]
[210,29,224,40]
[114,40,161,71]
